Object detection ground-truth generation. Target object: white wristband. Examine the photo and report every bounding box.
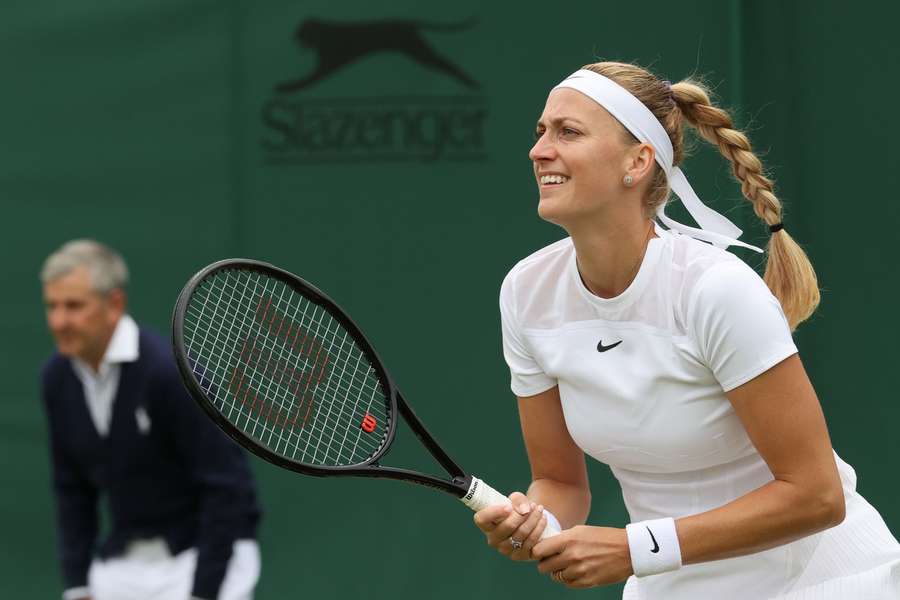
[625,517,682,577]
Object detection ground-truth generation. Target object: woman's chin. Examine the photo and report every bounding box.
[537,197,572,226]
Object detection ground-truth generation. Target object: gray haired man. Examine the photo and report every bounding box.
[40,240,262,600]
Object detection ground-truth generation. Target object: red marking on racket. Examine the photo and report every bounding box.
[361,414,377,433]
[290,323,302,349]
[287,370,313,427]
[257,329,280,388]
[274,311,286,339]
[257,295,272,324]
[254,295,265,320]
[224,348,249,412]
[240,300,333,430]
[289,328,328,427]
[296,331,309,355]
[310,341,327,384]
[301,397,315,426]
[235,370,248,406]
[263,398,275,423]
[316,353,330,384]
[226,336,252,398]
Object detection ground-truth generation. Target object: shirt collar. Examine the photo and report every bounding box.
[104,314,140,364]
[71,315,139,380]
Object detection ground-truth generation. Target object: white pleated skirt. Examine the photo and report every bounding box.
[623,484,900,599]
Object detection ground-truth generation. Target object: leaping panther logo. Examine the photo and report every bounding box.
[276,17,479,93]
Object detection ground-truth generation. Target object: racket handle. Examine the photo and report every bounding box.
[460,476,560,539]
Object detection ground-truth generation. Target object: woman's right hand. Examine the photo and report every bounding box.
[473,491,550,561]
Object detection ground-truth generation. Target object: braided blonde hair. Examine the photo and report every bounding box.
[584,61,819,330]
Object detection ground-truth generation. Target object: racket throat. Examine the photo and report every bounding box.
[395,392,466,479]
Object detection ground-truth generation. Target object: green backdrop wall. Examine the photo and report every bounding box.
[2,1,897,597]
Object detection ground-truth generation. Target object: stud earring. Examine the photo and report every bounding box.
[623,174,634,186]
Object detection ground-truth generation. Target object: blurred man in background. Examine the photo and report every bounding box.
[40,239,262,600]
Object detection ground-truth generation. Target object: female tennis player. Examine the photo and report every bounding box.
[473,62,900,599]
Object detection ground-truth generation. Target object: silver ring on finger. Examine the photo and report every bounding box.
[553,570,568,584]
[509,538,523,550]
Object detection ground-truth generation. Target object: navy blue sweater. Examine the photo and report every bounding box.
[41,327,261,599]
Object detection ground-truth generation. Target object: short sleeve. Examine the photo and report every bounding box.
[500,270,557,397]
[687,261,798,392]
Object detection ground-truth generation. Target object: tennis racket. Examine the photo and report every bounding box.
[172,258,559,539]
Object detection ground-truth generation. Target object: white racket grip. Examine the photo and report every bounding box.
[460,476,560,539]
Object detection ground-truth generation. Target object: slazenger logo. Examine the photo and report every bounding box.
[276,18,480,92]
[261,17,488,165]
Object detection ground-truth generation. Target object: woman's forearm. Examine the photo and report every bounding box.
[676,478,845,565]
[672,357,847,566]
[526,477,592,530]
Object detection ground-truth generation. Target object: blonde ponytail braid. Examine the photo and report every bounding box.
[671,81,820,329]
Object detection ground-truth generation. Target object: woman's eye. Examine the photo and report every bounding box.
[561,127,579,137]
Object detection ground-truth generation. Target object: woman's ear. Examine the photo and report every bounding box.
[624,143,656,187]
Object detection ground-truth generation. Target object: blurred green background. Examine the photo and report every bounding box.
[2,1,898,597]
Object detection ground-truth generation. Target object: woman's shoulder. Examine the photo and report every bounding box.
[500,237,573,318]
[668,230,747,274]
[668,231,765,296]
[503,237,573,285]
[667,231,773,330]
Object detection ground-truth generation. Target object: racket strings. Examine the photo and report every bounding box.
[182,268,391,466]
[194,274,381,374]
[185,307,385,397]
[208,272,385,466]
[187,273,385,466]
[196,276,389,427]
[187,335,385,462]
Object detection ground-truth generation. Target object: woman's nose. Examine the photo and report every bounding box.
[529,133,556,162]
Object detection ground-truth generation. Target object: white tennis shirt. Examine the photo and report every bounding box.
[500,224,900,598]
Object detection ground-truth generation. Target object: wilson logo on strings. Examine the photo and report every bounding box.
[225,295,330,429]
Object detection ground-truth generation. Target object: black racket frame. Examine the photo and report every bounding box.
[172,258,473,498]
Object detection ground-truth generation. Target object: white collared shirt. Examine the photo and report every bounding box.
[71,314,140,437]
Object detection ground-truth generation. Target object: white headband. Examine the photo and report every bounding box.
[553,69,762,253]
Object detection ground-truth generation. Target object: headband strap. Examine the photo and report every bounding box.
[553,69,762,253]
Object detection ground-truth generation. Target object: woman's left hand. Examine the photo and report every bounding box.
[532,525,633,588]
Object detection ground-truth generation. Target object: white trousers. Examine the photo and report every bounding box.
[87,539,260,600]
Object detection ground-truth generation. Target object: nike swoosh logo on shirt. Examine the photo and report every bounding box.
[647,527,660,553]
[597,340,622,352]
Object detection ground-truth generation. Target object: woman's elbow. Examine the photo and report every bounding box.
[826,488,846,527]
[813,484,846,530]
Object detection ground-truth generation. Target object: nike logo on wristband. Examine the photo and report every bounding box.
[597,340,622,352]
[647,527,660,553]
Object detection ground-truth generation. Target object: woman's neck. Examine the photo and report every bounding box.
[570,216,656,299]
